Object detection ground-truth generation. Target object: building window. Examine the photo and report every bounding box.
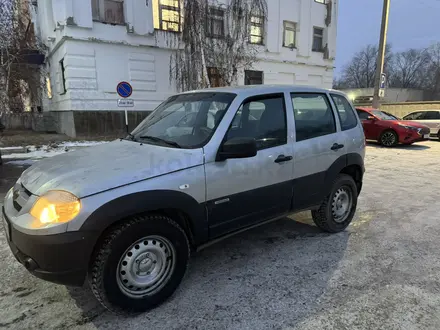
[312,27,324,52]
[153,0,182,32]
[207,67,224,87]
[92,0,124,25]
[283,21,296,48]
[46,76,53,99]
[244,70,263,85]
[60,59,66,94]
[207,8,225,38]
[249,15,264,44]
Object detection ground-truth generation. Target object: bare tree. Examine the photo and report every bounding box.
[169,0,267,92]
[0,0,44,114]
[422,43,440,99]
[388,48,430,89]
[338,44,392,88]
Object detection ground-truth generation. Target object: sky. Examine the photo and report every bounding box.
[335,0,440,77]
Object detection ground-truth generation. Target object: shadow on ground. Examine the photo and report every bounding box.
[367,141,431,150]
[70,214,350,329]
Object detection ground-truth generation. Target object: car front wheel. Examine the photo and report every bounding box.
[312,174,358,233]
[89,214,190,314]
[380,130,398,147]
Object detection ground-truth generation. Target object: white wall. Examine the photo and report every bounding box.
[37,0,337,112]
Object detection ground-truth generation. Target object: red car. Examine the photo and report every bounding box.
[356,107,431,147]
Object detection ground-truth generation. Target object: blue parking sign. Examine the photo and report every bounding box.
[117,81,133,98]
[380,73,386,89]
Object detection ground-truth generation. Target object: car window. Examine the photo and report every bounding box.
[424,111,440,120]
[291,93,336,142]
[403,112,425,120]
[226,95,287,150]
[356,110,370,120]
[330,94,358,130]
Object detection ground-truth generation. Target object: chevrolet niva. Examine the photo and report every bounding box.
[3,85,365,313]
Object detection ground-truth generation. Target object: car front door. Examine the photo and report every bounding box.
[204,93,294,238]
[356,109,376,139]
[290,92,346,210]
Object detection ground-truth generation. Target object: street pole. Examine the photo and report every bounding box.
[372,0,391,109]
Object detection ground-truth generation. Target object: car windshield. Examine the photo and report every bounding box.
[383,112,400,120]
[371,110,395,120]
[130,92,236,148]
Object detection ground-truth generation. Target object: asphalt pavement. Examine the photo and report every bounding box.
[1,142,440,329]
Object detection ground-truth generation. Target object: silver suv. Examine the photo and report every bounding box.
[3,86,365,313]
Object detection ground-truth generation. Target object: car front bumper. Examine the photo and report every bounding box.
[399,131,430,144]
[3,207,96,286]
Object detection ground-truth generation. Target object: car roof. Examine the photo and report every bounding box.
[407,109,440,113]
[179,85,345,97]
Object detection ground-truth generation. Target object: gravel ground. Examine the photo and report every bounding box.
[1,141,440,330]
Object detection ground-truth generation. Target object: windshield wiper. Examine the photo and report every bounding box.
[139,135,182,148]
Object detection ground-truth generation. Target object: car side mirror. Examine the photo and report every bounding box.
[217,137,257,161]
[367,116,376,121]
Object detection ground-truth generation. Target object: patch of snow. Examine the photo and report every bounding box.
[59,141,109,148]
[2,141,109,160]
[0,146,24,150]
[3,149,67,160]
[5,159,37,166]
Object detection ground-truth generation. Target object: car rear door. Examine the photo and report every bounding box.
[290,92,345,210]
[330,94,364,155]
[204,93,295,238]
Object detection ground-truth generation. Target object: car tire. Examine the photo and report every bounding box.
[379,130,398,147]
[312,174,358,233]
[89,214,190,314]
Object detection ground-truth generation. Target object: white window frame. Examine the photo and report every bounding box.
[92,0,125,25]
[312,27,324,52]
[249,15,264,45]
[283,21,296,48]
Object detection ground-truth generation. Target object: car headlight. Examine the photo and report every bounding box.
[398,124,418,131]
[30,191,81,228]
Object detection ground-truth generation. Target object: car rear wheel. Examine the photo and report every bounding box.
[380,130,398,147]
[312,174,358,233]
[89,214,190,314]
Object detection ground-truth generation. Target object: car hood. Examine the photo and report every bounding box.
[394,120,429,128]
[20,140,204,198]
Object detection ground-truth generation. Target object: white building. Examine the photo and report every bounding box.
[34,0,338,137]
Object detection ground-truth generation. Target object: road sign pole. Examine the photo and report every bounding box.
[116,81,133,135]
[125,109,128,134]
[372,0,391,109]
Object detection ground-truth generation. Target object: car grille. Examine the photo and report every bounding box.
[12,183,32,212]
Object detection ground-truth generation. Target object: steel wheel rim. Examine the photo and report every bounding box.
[116,235,176,298]
[331,187,352,223]
[382,132,396,146]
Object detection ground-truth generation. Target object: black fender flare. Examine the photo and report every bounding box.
[323,153,365,193]
[80,190,208,246]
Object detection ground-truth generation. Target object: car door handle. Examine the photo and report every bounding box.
[274,155,293,163]
[331,143,344,151]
